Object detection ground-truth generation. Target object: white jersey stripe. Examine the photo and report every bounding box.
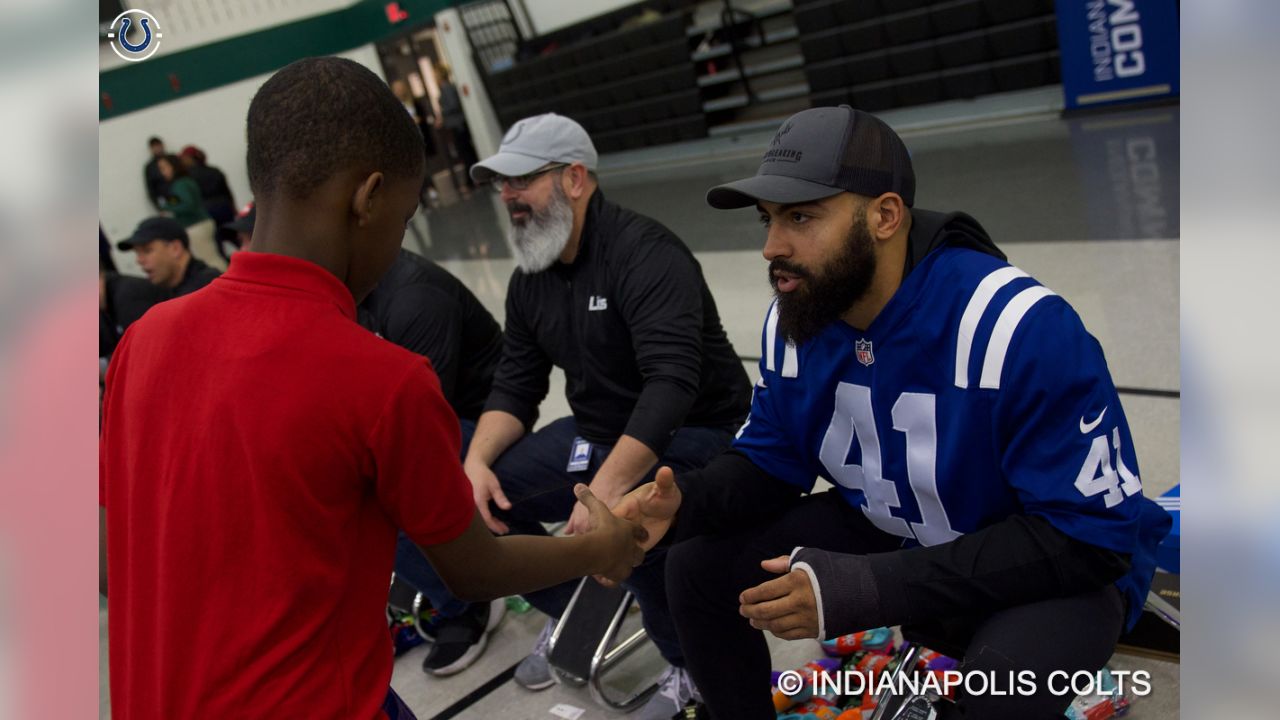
[954,266,1028,388]
[979,285,1057,390]
[782,341,798,378]
[765,301,779,372]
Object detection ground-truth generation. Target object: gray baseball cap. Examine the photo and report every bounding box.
[706,105,915,209]
[471,113,598,183]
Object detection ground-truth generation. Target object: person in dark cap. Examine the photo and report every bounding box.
[99,56,645,720]
[614,106,1171,719]
[222,202,255,252]
[116,216,220,297]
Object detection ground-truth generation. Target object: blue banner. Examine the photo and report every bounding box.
[1055,0,1180,110]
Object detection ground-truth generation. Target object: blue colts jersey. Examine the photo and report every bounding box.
[734,247,1170,628]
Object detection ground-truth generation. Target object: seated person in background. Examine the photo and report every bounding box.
[222,203,255,253]
[115,216,220,297]
[180,145,237,230]
[358,247,508,677]
[99,255,166,364]
[99,56,646,720]
[154,153,225,270]
[615,106,1171,720]
[463,113,752,719]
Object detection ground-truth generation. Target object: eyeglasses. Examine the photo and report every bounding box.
[490,163,568,192]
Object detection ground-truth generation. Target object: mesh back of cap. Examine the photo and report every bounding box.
[836,110,916,206]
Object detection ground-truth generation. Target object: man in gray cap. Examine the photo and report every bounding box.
[463,113,752,715]
[613,106,1169,719]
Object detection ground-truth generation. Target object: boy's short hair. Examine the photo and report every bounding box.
[247,57,424,200]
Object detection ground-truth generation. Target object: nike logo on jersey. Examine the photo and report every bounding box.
[588,296,608,311]
[1079,407,1108,434]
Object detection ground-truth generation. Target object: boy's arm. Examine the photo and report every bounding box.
[422,485,646,600]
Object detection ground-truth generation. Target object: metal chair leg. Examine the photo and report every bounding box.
[588,593,659,711]
[547,578,662,710]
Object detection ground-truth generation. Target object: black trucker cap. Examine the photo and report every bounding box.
[706,105,915,209]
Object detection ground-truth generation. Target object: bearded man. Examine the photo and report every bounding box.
[460,113,751,717]
[613,106,1171,720]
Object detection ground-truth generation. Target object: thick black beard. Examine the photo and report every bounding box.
[773,212,877,345]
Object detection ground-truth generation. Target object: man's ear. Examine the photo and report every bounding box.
[869,192,907,241]
[351,172,385,227]
[561,163,590,201]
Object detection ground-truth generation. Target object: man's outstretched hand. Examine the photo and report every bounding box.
[612,466,681,553]
[575,483,648,584]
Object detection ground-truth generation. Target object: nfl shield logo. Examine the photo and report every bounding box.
[855,339,874,366]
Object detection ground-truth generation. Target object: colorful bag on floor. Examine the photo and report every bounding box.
[821,627,895,657]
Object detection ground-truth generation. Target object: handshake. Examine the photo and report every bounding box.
[468,461,682,586]
[566,467,682,585]
[591,467,682,585]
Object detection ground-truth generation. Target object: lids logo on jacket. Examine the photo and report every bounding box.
[588,295,608,311]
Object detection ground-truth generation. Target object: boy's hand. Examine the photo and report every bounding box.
[574,483,647,583]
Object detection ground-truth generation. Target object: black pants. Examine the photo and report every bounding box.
[665,492,1125,720]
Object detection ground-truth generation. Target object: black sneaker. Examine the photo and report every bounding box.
[421,599,506,677]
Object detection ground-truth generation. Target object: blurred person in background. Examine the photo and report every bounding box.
[99,255,165,364]
[143,136,168,210]
[391,78,439,207]
[222,202,256,253]
[115,217,220,297]
[155,153,224,270]
[179,145,237,258]
[434,64,478,195]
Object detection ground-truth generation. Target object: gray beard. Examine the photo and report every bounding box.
[510,189,574,273]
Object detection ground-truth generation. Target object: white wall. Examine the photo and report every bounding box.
[100,44,384,273]
[521,0,641,36]
[102,0,355,72]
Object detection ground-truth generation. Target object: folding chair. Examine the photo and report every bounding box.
[546,577,662,711]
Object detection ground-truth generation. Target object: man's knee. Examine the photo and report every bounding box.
[950,587,1124,719]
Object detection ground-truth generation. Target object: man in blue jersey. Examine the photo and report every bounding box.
[613,106,1171,719]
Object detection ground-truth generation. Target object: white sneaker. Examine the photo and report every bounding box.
[636,666,701,720]
[514,618,556,691]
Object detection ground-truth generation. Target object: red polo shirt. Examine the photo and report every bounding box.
[100,252,474,718]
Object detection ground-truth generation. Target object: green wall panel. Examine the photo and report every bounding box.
[100,0,453,120]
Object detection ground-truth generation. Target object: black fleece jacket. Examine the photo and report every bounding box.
[485,190,751,454]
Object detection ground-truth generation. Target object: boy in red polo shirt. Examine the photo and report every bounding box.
[98,57,646,719]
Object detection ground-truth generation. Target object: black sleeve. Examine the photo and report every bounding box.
[483,274,552,429]
[382,285,463,406]
[672,449,803,542]
[792,513,1132,639]
[616,237,706,455]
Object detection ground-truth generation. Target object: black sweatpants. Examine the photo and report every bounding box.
[665,491,1125,720]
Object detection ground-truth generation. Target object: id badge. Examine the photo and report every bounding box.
[567,437,592,473]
